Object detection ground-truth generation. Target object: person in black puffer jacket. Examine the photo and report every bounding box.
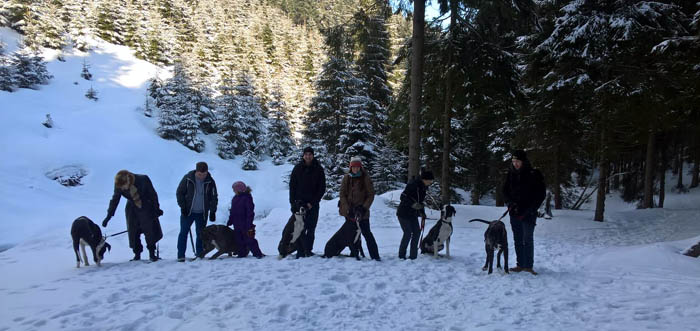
[289,146,326,257]
[396,170,434,260]
[502,150,546,275]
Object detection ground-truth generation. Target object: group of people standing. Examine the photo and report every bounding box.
[101,147,545,274]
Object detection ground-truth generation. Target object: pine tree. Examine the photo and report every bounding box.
[215,70,243,159]
[241,149,259,170]
[0,43,14,91]
[42,113,54,128]
[157,62,204,152]
[85,86,98,101]
[80,59,92,80]
[266,88,295,165]
[10,47,52,89]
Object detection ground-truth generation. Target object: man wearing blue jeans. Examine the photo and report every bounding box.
[176,162,218,261]
[502,150,545,275]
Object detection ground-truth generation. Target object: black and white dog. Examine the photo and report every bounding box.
[277,204,307,258]
[201,224,239,259]
[469,218,509,274]
[322,206,365,260]
[71,216,111,268]
[420,205,456,258]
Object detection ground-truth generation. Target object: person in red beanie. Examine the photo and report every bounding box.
[338,156,380,261]
[227,181,264,258]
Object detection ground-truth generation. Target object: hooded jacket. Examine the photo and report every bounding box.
[289,158,326,207]
[176,170,218,220]
[338,169,375,220]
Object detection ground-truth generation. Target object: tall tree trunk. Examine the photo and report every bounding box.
[676,148,684,189]
[691,149,699,188]
[408,0,425,181]
[642,130,656,209]
[658,137,667,208]
[594,129,607,222]
[495,175,505,207]
[612,159,621,190]
[554,147,562,209]
[440,0,458,204]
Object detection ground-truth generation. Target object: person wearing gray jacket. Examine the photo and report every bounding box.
[176,162,218,261]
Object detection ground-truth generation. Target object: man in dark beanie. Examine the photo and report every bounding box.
[396,169,434,259]
[289,146,326,257]
[176,161,218,262]
[502,150,546,274]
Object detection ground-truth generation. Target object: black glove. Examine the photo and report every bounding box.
[355,206,366,217]
[181,208,187,216]
[158,209,164,216]
[102,216,110,228]
[508,203,519,216]
[210,212,216,222]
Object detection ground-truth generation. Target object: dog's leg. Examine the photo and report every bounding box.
[210,250,225,260]
[487,248,494,274]
[79,240,89,266]
[446,238,450,258]
[504,247,509,274]
[482,244,488,271]
[496,248,502,270]
[75,249,81,268]
[433,240,439,258]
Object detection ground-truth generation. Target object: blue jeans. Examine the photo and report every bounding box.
[177,212,205,259]
[510,214,536,268]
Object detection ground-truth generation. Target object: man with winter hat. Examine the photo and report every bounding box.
[289,146,326,257]
[338,156,380,260]
[396,169,434,260]
[103,170,164,262]
[176,161,218,262]
[502,150,546,275]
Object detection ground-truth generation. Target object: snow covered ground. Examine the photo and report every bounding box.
[1,27,700,330]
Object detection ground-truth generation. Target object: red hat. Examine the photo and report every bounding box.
[349,156,362,168]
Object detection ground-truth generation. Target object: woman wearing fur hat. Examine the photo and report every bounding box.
[396,170,434,260]
[338,156,380,261]
[103,170,164,262]
[227,181,264,258]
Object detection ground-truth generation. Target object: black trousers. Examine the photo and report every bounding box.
[398,215,420,259]
[358,219,380,260]
[303,204,320,253]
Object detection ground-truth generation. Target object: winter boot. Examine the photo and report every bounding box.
[149,249,158,262]
[509,266,524,273]
[131,252,141,261]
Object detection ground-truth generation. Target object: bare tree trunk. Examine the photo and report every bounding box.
[554,147,562,209]
[642,131,656,209]
[495,175,505,207]
[676,149,684,189]
[408,0,425,181]
[691,149,699,188]
[659,138,667,208]
[612,159,621,190]
[440,0,458,204]
[595,129,607,222]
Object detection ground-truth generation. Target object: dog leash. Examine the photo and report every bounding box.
[497,207,510,222]
[106,230,128,238]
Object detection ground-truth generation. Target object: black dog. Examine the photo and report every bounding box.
[201,225,239,259]
[420,205,456,258]
[469,218,509,274]
[71,216,111,268]
[322,206,365,260]
[278,205,307,258]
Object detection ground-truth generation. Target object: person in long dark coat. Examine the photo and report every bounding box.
[502,150,546,275]
[288,146,326,257]
[338,156,380,260]
[102,170,163,262]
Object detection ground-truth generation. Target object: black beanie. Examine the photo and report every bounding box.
[421,170,435,180]
[303,146,314,154]
[512,150,528,162]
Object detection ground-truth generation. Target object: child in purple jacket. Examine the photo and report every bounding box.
[227,181,264,258]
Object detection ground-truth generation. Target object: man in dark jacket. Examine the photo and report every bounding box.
[176,162,218,261]
[289,146,326,257]
[103,170,163,262]
[502,150,546,275]
[396,170,434,260]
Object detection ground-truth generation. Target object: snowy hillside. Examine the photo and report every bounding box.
[1,28,700,331]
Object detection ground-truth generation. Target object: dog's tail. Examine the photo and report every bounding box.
[468,219,491,225]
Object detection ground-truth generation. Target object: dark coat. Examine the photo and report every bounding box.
[397,179,427,218]
[227,192,255,231]
[176,170,218,220]
[338,169,375,220]
[289,158,326,207]
[502,162,546,220]
[107,174,163,246]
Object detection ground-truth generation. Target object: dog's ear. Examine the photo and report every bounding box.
[105,243,111,252]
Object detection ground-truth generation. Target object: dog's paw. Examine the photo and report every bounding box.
[482,266,487,271]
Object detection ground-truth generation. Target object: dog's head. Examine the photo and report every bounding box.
[97,238,111,260]
[441,205,456,222]
[293,201,307,215]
